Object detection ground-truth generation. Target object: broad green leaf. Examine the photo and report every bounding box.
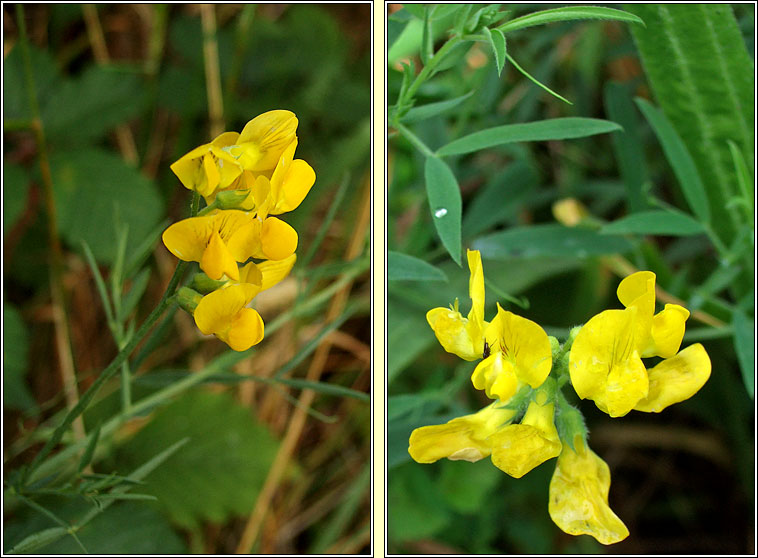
[387,296,437,384]
[498,6,644,34]
[604,81,648,212]
[117,390,280,528]
[3,304,36,412]
[601,209,706,236]
[3,163,30,235]
[732,310,754,398]
[425,157,462,265]
[50,148,164,265]
[626,4,753,246]
[437,118,622,157]
[388,251,447,282]
[402,4,426,19]
[388,463,451,542]
[42,65,145,146]
[473,224,634,259]
[440,459,502,514]
[483,27,507,76]
[400,91,473,124]
[635,98,710,224]
[3,43,60,121]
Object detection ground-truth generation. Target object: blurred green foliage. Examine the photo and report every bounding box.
[388,3,754,554]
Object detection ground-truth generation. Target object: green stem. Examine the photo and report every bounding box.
[395,122,436,159]
[401,35,464,104]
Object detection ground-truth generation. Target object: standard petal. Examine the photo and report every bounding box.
[170,144,210,192]
[238,110,298,171]
[162,216,214,262]
[489,305,552,389]
[548,437,629,545]
[647,304,689,358]
[260,217,298,260]
[193,283,259,335]
[257,254,296,291]
[616,271,655,352]
[634,343,711,413]
[426,307,479,361]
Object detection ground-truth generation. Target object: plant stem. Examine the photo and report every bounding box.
[201,4,224,137]
[401,35,464,104]
[395,122,436,159]
[16,5,86,447]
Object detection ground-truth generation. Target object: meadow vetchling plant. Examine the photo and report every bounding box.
[408,249,711,545]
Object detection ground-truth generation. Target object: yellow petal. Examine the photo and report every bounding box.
[634,343,711,413]
[238,110,298,171]
[269,139,298,201]
[223,307,264,351]
[170,144,211,193]
[209,146,244,190]
[225,219,262,263]
[201,230,239,281]
[274,159,316,214]
[488,305,552,389]
[408,403,516,463]
[193,283,259,335]
[569,308,648,417]
[471,352,518,402]
[162,216,214,262]
[617,271,656,352]
[211,131,240,148]
[238,261,263,287]
[646,304,689,358]
[490,401,561,478]
[426,307,480,361]
[261,217,298,260]
[257,254,296,291]
[548,437,629,545]
[466,249,485,346]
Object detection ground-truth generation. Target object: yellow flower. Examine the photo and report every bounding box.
[170,134,244,197]
[235,110,299,172]
[569,271,708,417]
[194,283,264,351]
[471,304,552,401]
[489,390,562,478]
[548,436,629,545]
[408,402,517,464]
[426,249,486,361]
[254,139,316,217]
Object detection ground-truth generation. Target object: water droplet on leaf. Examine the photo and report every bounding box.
[434,208,448,218]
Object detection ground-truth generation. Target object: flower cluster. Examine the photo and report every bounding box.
[163,110,315,351]
[409,250,711,545]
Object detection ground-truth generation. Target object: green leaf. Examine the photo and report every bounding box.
[6,526,69,554]
[437,118,622,157]
[118,268,151,323]
[3,163,30,235]
[440,459,503,514]
[634,98,710,224]
[732,310,754,398]
[601,209,706,236]
[482,27,507,76]
[77,424,102,473]
[400,91,473,124]
[388,251,447,282]
[387,297,437,384]
[626,4,753,246]
[727,140,755,220]
[42,65,145,146]
[473,224,634,259]
[498,6,644,33]
[506,53,572,105]
[116,390,280,528]
[424,157,462,265]
[604,81,648,212]
[3,303,36,412]
[420,6,433,65]
[50,148,164,265]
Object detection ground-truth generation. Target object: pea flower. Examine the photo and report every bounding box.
[170,110,298,199]
[548,435,629,545]
[426,249,486,361]
[569,271,710,417]
[472,304,553,401]
[193,283,264,351]
[162,210,298,281]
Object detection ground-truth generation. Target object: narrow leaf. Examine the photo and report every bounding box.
[473,224,633,259]
[437,118,621,157]
[601,209,706,236]
[506,53,571,105]
[420,6,432,65]
[732,310,754,398]
[77,423,102,473]
[424,157,462,265]
[388,251,448,282]
[483,27,507,76]
[727,140,754,219]
[7,527,69,554]
[400,92,473,124]
[498,6,644,33]
[635,97,711,223]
